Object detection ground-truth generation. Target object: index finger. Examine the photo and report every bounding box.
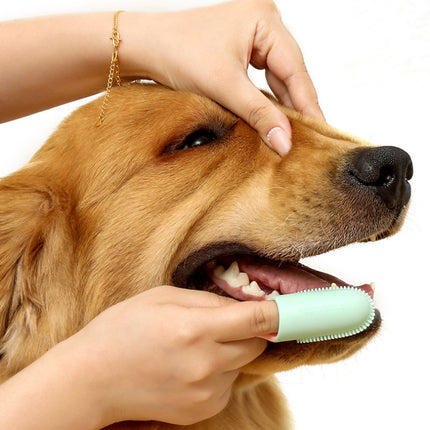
[210,300,279,342]
[264,25,324,120]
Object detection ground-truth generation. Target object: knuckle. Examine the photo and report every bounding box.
[190,388,228,419]
[246,102,272,132]
[193,386,215,405]
[175,324,202,347]
[182,375,236,424]
[251,305,272,334]
[191,361,215,383]
[285,69,309,87]
[249,0,279,14]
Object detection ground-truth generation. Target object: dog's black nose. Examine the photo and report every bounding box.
[349,146,413,209]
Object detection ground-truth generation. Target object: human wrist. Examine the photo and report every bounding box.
[60,321,153,427]
[117,11,154,80]
[118,11,181,83]
[0,334,108,430]
[47,335,110,429]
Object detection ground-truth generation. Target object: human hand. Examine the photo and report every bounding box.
[68,286,278,427]
[120,0,324,156]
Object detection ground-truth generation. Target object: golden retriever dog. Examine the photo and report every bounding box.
[0,84,413,429]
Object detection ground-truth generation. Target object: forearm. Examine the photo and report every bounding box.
[0,338,104,430]
[0,13,115,122]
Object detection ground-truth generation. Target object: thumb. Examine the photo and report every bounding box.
[215,75,293,157]
[212,300,280,342]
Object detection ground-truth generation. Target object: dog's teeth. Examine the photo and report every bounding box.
[242,281,265,297]
[266,290,280,299]
[370,282,376,292]
[224,261,240,277]
[232,273,251,288]
[214,262,250,288]
[369,234,378,242]
[330,283,339,289]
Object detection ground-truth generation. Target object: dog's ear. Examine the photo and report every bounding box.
[0,171,75,373]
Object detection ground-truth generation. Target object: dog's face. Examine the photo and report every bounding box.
[0,84,412,378]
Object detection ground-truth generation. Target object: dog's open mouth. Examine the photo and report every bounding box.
[172,243,375,302]
[172,243,380,343]
[203,256,375,301]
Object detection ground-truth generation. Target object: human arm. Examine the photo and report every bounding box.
[0,12,113,123]
[0,0,323,155]
[0,286,279,429]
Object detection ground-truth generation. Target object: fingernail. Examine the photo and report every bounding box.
[266,127,292,157]
[258,333,278,342]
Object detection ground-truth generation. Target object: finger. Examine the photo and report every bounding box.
[217,338,268,371]
[147,285,237,308]
[283,69,325,120]
[217,376,237,410]
[210,300,279,342]
[266,43,324,121]
[206,370,239,408]
[266,69,293,109]
[212,73,293,156]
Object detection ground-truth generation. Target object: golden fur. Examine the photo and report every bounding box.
[0,84,407,429]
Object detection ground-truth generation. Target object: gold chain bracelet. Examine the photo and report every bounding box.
[96,10,124,127]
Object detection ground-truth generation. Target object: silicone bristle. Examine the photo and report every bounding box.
[271,286,376,344]
[297,287,375,344]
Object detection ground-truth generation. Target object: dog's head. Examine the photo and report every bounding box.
[0,84,412,378]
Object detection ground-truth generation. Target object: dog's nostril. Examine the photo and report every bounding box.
[353,164,394,188]
[379,166,394,187]
[349,146,413,210]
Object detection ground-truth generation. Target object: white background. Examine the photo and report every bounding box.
[2,1,429,429]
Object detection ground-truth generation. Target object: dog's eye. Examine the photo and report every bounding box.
[177,129,218,151]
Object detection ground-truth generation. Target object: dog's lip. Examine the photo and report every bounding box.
[172,242,271,289]
[172,243,374,300]
[205,255,375,301]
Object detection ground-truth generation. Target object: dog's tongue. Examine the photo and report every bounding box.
[206,257,374,301]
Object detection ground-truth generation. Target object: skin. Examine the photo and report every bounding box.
[0,0,323,154]
[0,0,324,427]
[0,287,279,429]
